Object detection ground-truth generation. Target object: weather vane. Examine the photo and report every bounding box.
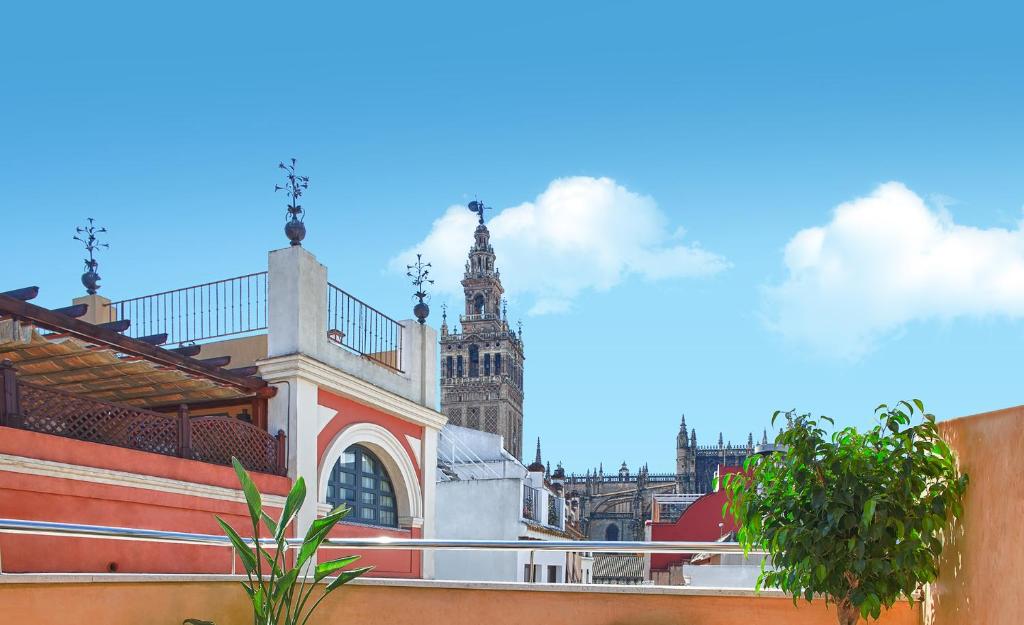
[275,158,309,246]
[441,303,448,326]
[467,199,492,225]
[73,218,109,295]
[407,253,434,324]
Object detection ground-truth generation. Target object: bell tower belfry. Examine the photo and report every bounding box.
[440,200,525,460]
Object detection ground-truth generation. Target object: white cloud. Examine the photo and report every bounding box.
[390,176,729,315]
[766,182,1024,359]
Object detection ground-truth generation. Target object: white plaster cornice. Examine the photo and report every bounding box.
[258,353,446,430]
[0,454,287,508]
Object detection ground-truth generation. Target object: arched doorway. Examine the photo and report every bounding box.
[605,524,620,541]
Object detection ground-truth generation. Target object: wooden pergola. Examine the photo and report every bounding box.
[0,287,284,475]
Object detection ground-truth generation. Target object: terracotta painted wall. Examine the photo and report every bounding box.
[316,389,426,578]
[0,579,920,625]
[650,466,741,571]
[925,406,1024,625]
[0,427,291,573]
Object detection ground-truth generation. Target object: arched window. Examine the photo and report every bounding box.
[456,355,463,377]
[327,445,397,527]
[468,344,480,377]
[446,356,453,378]
[494,354,502,375]
[474,294,485,315]
[605,524,620,541]
[484,353,491,376]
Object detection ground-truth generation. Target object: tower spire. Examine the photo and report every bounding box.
[535,437,542,465]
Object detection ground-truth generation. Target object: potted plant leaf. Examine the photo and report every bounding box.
[723,401,967,625]
[185,457,371,625]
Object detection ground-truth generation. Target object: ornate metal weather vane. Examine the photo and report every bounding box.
[467,199,492,225]
[275,158,309,246]
[73,218,109,295]
[407,253,434,324]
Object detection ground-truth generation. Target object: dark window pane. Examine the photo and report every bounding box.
[325,444,399,528]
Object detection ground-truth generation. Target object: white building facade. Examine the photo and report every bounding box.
[434,425,583,583]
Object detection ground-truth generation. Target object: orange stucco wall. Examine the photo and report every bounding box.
[0,578,920,625]
[0,426,291,573]
[316,389,424,482]
[316,389,426,578]
[924,406,1024,625]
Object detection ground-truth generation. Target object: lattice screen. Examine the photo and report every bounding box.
[484,406,498,433]
[467,406,480,429]
[447,407,463,426]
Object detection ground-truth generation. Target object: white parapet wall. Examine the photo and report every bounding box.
[265,245,438,410]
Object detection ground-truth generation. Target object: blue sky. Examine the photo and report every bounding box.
[3,2,1024,472]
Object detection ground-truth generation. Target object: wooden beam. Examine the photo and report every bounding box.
[169,344,201,357]
[1,287,39,302]
[148,396,260,413]
[136,333,169,346]
[0,294,266,392]
[227,366,259,377]
[86,384,240,405]
[97,319,131,333]
[52,304,88,318]
[197,356,231,368]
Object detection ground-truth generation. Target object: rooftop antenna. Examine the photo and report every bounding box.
[73,218,109,295]
[407,253,434,324]
[275,158,309,246]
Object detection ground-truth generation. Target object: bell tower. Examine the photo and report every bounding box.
[440,201,525,460]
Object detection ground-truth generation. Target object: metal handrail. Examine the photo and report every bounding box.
[0,518,766,555]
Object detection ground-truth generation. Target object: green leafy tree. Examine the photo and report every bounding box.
[723,401,967,625]
[185,457,371,625]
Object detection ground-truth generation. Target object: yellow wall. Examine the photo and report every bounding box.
[925,406,1024,625]
[194,334,268,369]
[0,578,919,625]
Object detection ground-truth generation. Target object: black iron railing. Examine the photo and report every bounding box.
[327,283,403,372]
[106,272,268,346]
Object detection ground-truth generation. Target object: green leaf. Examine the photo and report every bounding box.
[315,555,361,582]
[324,566,374,591]
[261,511,278,537]
[271,566,300,604]
[860,497,878,531]
[215,516,258,575]
[231,457,263,536]
[815,564,826,582]
[275,476,307,542]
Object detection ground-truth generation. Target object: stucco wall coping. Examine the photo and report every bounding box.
[0,573,787,597]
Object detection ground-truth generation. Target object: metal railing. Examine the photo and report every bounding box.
[0,517,764,556]
[326,283,403,372]
[106,272,268,346]
[522,485,542,523]
[437,428,504,481]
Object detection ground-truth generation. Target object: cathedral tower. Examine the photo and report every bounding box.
[440,201,525,459]
[675,414,696,492]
